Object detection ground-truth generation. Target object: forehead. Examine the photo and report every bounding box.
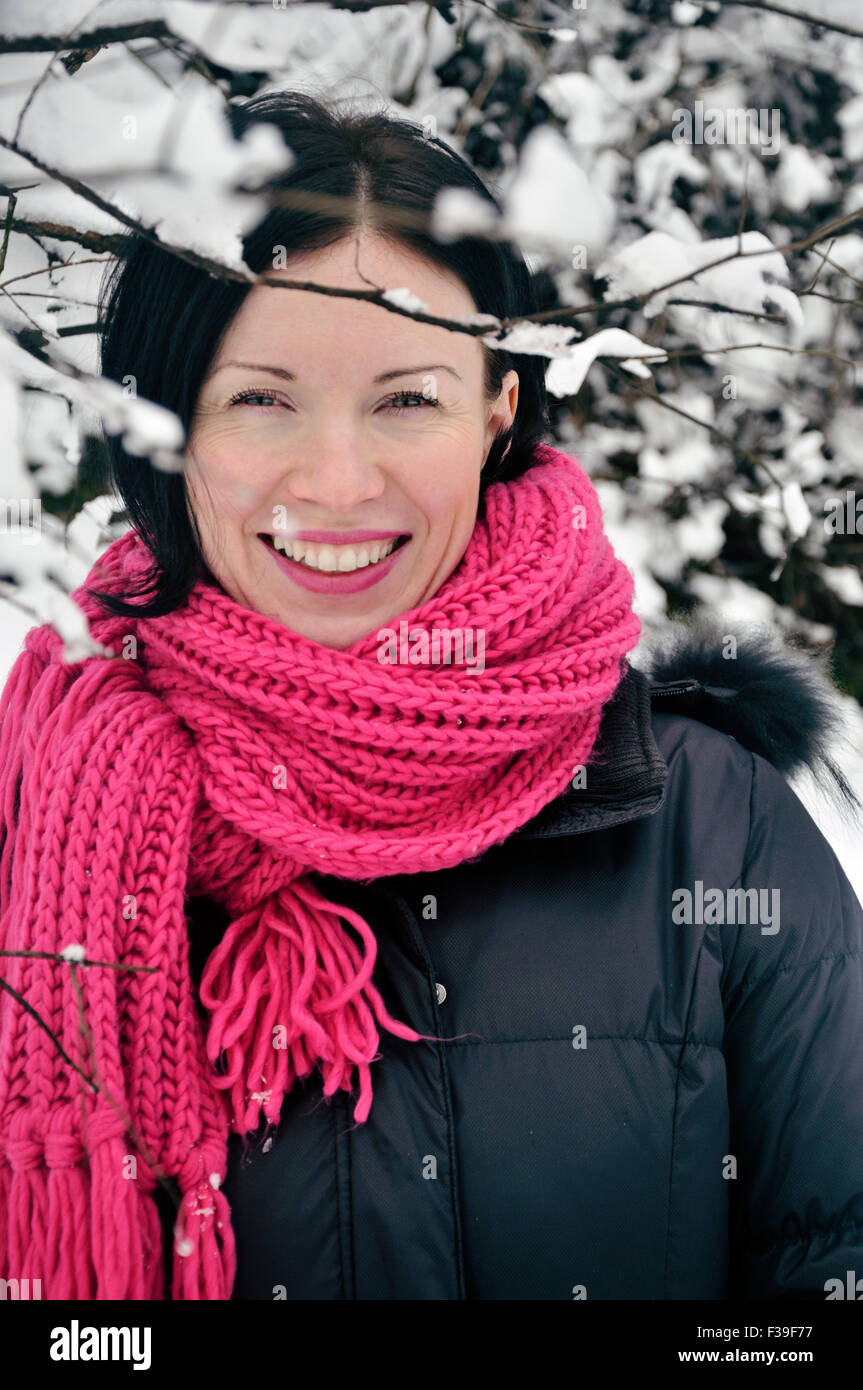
[210,234,481,371]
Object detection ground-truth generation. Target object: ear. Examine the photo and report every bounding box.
[483,370,519,465]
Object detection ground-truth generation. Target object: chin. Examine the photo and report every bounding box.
[278,611,375,649]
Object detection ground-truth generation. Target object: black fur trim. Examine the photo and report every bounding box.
[635,615,862,816]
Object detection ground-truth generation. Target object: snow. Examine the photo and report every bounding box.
[0,62,290,270]
[65,378,185,466]
[838,95,863,163]
[781,481,813,541]
[430,187,499,243]
[500,125,615,259]
[820,565,863,606]
[0,0,164,39]
[598,229,803,327]
[382,287,431,314]
[775,144,835,212]
[482,322,575,357]
[671,1,702,22]
[1,325,185,470]
[538,70,629,152]
[546,328,667,397]
[454,312,502,330]
[634,141,708,216]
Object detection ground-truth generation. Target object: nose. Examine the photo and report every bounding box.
[281,422,386,514]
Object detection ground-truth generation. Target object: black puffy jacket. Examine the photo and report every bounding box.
[171,627,863,1300]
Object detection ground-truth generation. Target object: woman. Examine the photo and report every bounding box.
[1,91,862,1302]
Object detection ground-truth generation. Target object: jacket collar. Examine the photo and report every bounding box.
[513,663,669,839]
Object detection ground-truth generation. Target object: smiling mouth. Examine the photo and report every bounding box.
[258,532,411,574]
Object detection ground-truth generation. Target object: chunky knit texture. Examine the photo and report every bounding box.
[0,443,640,1298]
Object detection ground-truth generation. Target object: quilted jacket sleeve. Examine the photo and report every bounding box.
[721,747,863,1299]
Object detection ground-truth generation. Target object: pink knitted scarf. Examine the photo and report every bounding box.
[0,442,640,1299]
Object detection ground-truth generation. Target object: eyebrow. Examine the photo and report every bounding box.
[374,364,463,384]
[214,360,463,383]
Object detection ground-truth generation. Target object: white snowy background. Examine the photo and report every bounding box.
[0,0,861,895]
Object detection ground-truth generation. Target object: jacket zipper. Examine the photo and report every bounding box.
[650,677,739,701]
[649,678,704,697]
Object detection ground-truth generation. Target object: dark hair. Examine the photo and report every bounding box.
[91,90,549,616]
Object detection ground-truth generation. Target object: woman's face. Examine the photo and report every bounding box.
[185,232,519,649]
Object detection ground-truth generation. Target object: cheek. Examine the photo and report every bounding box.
[400,458,481,542]
[186,428,284,516]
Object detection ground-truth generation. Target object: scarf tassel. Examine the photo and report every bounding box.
[171,1177,236,1299]
[89,1135,164,1298]
[199,878,427,1133]
[0,1129,165,1298]
[1,1160,50,1294]
[45,1164,96,1298]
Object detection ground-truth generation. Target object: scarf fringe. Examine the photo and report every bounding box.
[0,1125,165,1298]
[171,1175,236,1299]
[0,1123,238,1298]
[88,1136,164,1298]
[46,1164,97,1298]
[199,877,426,1132]
[2,1165,49,1288]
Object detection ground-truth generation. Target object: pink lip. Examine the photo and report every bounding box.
[260,533,408,594]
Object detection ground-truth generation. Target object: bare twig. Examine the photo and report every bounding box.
[799,238,836,295]
[7,291,100,307]
[689,0,863,41]
[665,296,786,323]
[0,20,175,55]
[0,948,159,973]
[803,289,863,310]
[817,251,863,292]
[0,190,14,275]
[454,45,508,139]
[640,338,860,395]
[120,37,175,91]
[0,975,97,1089]
[1,283,54,336]
[66,959,99,1157]
[0,253,116,288]
[464,0,576,36]
[1,946,181,1208]
[0,217,124,255]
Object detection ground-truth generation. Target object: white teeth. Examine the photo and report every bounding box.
[270,535,399,572]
